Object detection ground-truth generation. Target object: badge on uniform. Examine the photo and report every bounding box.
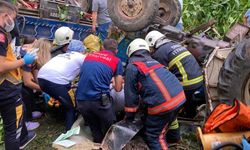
[0,33,5,43]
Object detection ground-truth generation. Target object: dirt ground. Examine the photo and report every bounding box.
[0,115,200,150]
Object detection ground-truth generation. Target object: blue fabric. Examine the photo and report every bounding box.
[97,22,112,41]
[38,78,76,131]
[145,109,179,149]
[245,9,250,25]
[76,51,123,101]
[67,40,86,53]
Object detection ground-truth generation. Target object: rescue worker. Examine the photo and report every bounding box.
[51,26,74,57]
[0,1,37,149]
[145,30,205,118]
[91,0,112,41]
[125,38,186,149]
[38,40,86,131]
[76,39,123,143]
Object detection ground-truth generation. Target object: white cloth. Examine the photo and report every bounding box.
[38,52,85,85]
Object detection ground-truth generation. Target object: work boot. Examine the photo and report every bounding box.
[20,131,37,149]
[26,121,40,131]
[32,111,43,119]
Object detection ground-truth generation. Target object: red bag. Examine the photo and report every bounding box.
[204,99,250,133]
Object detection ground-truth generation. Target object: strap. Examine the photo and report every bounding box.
[169,51,191,69]
[133,61,164,75]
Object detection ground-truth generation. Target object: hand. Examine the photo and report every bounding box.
[42,92,51,103]
[22,52,36,65]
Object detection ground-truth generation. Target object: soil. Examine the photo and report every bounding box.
[0,114,200,150]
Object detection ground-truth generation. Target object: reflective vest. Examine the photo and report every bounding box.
[131,61,186,115]
[0,45,22,85]
[153,41,203,90]
[168,51,203,87]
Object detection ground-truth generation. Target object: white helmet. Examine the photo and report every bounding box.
[145,30,165,47]
[127,38,150,57]
[53,27,74,46]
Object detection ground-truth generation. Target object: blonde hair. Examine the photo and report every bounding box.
[33,38,52,68]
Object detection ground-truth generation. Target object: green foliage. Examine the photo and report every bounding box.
[183,0,250,37]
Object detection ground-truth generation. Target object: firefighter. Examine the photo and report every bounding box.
[0,1,37,149]
[125,38,186,149]
[145,30,205,118]
[51,26,74,57]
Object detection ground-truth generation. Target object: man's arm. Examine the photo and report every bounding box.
[0,56,24,74]
[22,70,41,91]
[92,12,97,33]
[113,60,123,92]
[124,64,140,121]
[91,0,98,32]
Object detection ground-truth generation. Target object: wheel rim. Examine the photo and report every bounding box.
[119,0,144,18]
[243,75,250,105]
[158,1,171,22]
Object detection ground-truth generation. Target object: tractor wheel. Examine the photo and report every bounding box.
[108,0,160,32]
[158,0,182,26]
[218,39,250,105]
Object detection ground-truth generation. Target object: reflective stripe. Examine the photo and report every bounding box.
[133,62,186,115]
[125,107,138,113]
[159,123,169,150]
[148,91,186,115]
[168,51,203,87]
[169,119,179,130]
[68,89,76,107]
[15,104,23,128]
[169,51,191,68]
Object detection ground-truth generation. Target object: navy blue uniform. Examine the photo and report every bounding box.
[153,39,205,118]
[125,50,186,149]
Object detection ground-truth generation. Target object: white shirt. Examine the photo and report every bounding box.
[38,52,85,85]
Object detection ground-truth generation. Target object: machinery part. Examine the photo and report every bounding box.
[197,127,250,150]
[108,0,159,32]
[190,19,216,35]
[101,119,143,150]
[157,0,181,26]
[212,142,242,150]
[218,39,250,105]
[204,47,234,111]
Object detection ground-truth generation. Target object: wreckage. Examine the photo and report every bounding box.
[16,0,250,149]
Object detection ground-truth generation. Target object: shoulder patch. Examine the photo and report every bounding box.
[0,33,6,43]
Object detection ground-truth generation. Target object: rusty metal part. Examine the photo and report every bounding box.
[120,0,143,18]
[190,20,216,35]
[224,23,250,43]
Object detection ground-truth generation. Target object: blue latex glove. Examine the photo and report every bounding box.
[22,52,36,65]
[42,92,51,103]
[242,138,250,150]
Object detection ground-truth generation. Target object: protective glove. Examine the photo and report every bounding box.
[22,48,39,65]
[42,92,51,104]
[22,52,36,65]
[242,138,250,150]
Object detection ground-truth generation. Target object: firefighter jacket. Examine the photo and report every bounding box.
[124,50,186,120]
[152,38,203,90]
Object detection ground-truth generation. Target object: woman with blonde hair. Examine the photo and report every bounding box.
[21,38,52,131]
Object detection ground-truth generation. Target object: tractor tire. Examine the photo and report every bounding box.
[108,0,159,32]
[159,0,182,26]
[218,39,250,105]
